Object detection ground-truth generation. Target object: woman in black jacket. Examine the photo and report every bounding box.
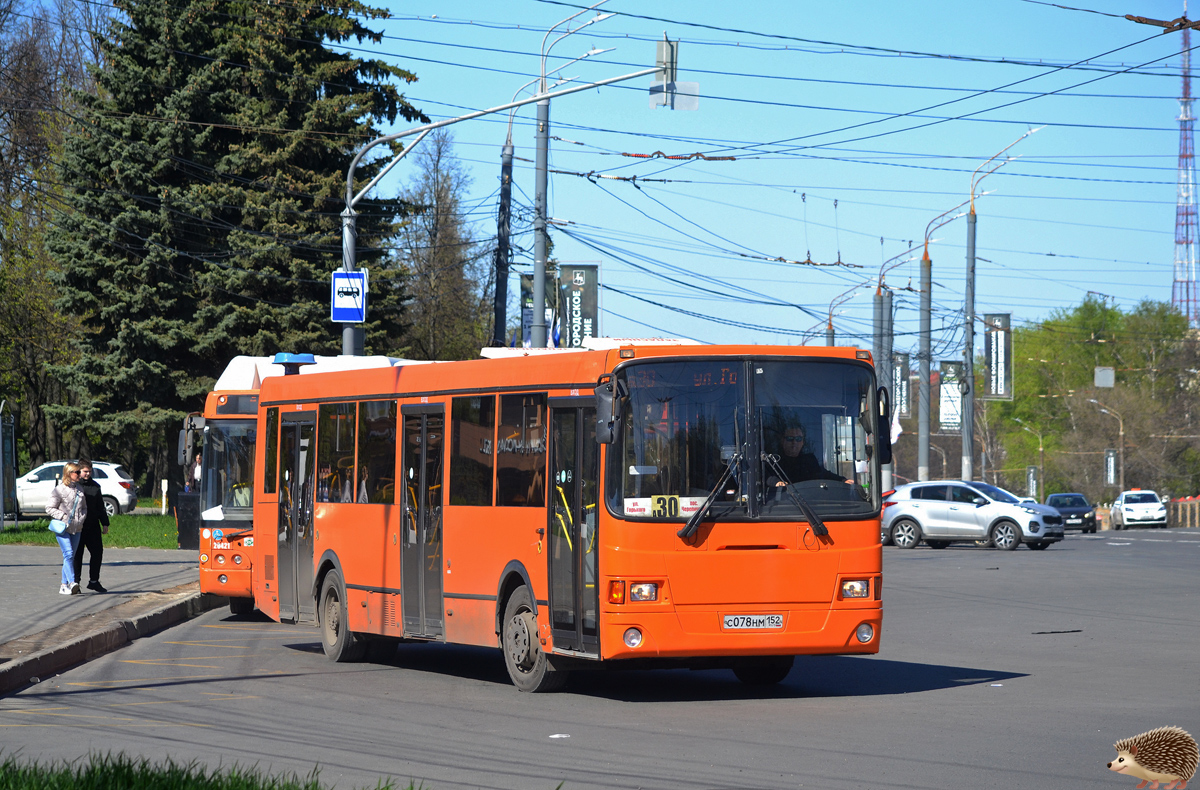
[74,458,110,593]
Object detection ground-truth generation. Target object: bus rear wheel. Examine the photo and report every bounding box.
[319,570,366,662]
[502,586,567,693]
[733,656,794,686]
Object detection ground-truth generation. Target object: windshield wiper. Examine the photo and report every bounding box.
[761,452,829,537]
[677,449,743,540]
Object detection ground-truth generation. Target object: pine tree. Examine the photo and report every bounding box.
[46,0,422,477]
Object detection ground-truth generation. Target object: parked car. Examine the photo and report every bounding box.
[882,480,1065,550]
[1110,489,1168,529]
[1044,492,1097,533]
[16,460,138,519]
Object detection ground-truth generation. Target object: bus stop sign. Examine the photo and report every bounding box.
[331,270,368,323]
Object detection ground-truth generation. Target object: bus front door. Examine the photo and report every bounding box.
[548,402,600,656]
[278,414,316,624]
[401,407,445,639]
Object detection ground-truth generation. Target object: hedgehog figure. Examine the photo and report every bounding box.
[1108,726,1199,790]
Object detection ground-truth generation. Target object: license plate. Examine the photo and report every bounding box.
[1066,518,1081,524]
[723,614,783,630]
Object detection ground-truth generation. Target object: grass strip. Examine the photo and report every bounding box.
[0,753,403,789]
[0,514,180,550]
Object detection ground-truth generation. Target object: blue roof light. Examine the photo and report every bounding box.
[273,353,316,375]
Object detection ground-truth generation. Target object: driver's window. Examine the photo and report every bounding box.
[950,486,979,504]
[40,465,64,482]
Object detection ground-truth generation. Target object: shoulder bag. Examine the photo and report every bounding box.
[48,489,80,535]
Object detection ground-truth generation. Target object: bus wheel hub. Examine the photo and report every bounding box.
[506,612,537,670]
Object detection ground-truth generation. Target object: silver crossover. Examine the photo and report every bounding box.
[883,480,1065,550]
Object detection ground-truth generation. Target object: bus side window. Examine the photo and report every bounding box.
[450,395,495,506]
[317,403,356,503]
[496,393,547,506]
[357,400,397,503]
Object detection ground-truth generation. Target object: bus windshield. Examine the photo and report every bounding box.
[608,359,880,522]
[202,419,256,518]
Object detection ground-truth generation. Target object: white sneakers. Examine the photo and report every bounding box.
[58,583,82,595]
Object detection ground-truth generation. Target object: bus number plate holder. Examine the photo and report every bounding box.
[723,614,783,630]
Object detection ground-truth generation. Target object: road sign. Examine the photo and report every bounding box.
[331,270,368,323]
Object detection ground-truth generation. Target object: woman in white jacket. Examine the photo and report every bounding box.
[46,461,88,595]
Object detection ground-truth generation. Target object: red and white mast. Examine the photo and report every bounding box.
[1174,0,1200,326]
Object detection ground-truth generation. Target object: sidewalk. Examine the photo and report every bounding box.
[0,545,224,696]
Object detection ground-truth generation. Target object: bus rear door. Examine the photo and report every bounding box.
[278,412,316,624]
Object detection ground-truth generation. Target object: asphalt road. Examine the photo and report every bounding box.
[2,529,1197,790]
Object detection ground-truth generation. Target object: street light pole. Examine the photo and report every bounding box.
[531,2,614,347]
[1090,399,1125,491]
[919,205,967,482]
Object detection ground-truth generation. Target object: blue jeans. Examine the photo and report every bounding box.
[56,531,81,585]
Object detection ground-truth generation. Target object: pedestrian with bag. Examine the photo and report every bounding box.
[73,458,109,593]
[46,461,87,595]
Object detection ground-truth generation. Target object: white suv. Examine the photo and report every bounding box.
[1110,490,1168,529]
[16,461,138,519]
[883,480,1065,550]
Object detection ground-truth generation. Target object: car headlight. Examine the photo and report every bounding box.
[1021,506,1040,515]
[1124,507,1134,513]
[841,579,870,599]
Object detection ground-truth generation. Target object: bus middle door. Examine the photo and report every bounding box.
[547,400,599,656]
[401,405,445,639]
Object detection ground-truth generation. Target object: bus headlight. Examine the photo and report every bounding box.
[841,580,869,599]
[629,583,658,601]
[623,628,643,648]
[856,623,874,643]
[233,554,243,565]
[218,574,227,584]
[216,554,226,565]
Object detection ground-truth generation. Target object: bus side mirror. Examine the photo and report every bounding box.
[180,414,205,465]
[177,429,187,466]
[594,376,627,444]
[876,386,893,465]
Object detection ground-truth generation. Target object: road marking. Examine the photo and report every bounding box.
[1142,539,1170,542]
[1106,542,1131,546]
[1177,540,1200,543]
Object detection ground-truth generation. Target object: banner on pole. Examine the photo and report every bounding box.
[982,313,1013,400]
[1026,465,1039,500]
[558,264,599,348]
[938,361,963,434]
[892,353,911,419]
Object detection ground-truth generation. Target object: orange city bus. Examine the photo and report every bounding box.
[199,339,891,691]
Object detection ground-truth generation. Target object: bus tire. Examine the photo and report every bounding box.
[319,570,366,662]
[229,597,254,616]
[502,586,567,693]
[733,656,794,686]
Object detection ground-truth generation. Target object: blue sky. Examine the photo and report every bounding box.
[361,1,1191,358]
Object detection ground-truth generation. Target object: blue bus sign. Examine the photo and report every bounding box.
[331,270,368,323]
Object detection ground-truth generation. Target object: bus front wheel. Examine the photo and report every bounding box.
[502,586,567,693]
[319,570,366,662]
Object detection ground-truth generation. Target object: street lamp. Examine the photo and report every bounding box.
[1013,417,1045,499]
[531,2,615,348]
[962,127,1041,481]
[1088,399,1125,491]
[929,442,948,479]
[917,202,967,482]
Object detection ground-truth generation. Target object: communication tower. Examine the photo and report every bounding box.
[1174,3,1200,326]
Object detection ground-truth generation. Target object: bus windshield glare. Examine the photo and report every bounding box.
[202,420,256,517]
[608,359,880,521]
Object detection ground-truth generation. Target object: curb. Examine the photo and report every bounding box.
[0,588,227,697]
